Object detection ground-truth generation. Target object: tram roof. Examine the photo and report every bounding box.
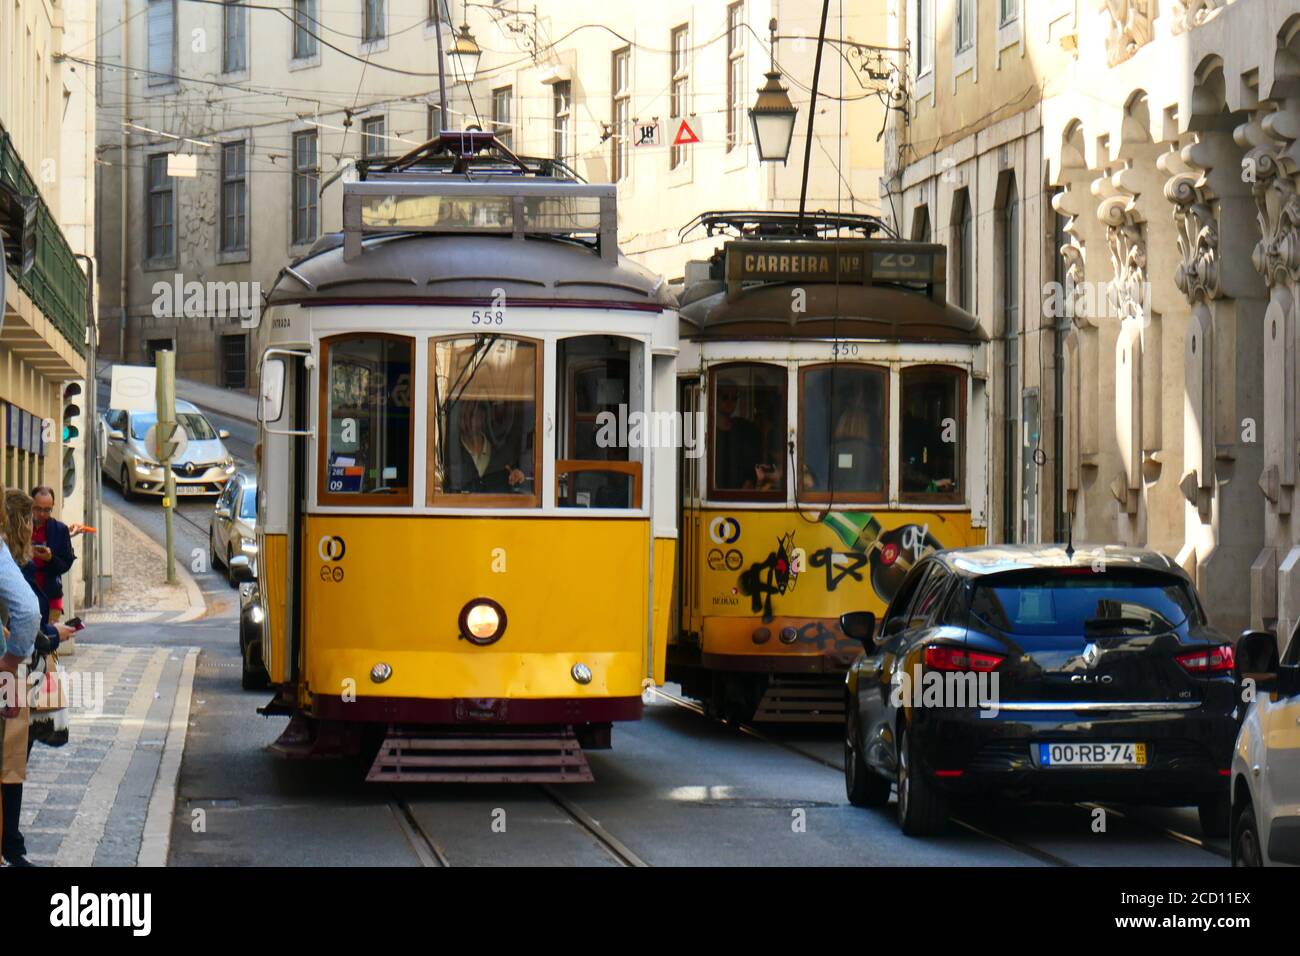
[678,282,986,344]
[265,231,676,311]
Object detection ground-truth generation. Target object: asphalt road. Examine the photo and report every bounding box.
[90,391,1230,867]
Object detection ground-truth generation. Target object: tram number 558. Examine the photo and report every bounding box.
[471,310,505,326]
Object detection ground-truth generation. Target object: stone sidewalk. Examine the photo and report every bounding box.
[18,642,198,866]
[81,506,206,627]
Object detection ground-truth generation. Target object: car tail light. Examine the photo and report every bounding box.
[1175,644,1235,675]
[924,645,1004,673]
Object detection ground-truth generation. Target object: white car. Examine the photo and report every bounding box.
[1230,627,1300,866]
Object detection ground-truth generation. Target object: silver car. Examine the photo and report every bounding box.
[209,472,258,587]
[102,400,237,498]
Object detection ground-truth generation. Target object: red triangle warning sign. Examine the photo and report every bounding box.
[672,117,700,146]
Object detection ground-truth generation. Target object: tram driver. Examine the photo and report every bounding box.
[714,384,783,492]
[446,399,531,494]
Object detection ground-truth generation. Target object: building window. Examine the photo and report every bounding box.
[221,334,248,390]
[361,115,386,160]
[999,0,1018,24]
[427,103,442,140]
[611,50,630,181]
[220,141,247,252]
[293,0,318,59]
[1000,175,1020,543]
[726,4,744,151]
[914,0,934,76]
[953,188,973,311]
[553,81,572,167]
[428,0,449,26]
[364,0,386,43]
[146,154,174,260]
[492,86,513,150]
[670,25,689,169]
[292,130,318,245]
[955,0,976,53]
[147,0,175,84]
[222,0,246,73]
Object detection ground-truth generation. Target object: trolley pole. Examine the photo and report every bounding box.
[155,350,178,585]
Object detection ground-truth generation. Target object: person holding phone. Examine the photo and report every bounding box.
[28,486,76,624]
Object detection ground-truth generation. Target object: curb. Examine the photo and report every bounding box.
[138,646,200,867]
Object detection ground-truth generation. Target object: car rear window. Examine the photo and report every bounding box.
[970,570,1197,636]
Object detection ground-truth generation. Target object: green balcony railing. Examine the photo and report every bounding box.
[0,125,87,357]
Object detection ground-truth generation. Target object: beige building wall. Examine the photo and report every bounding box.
[1,0,96,604]
[95,0,891,387]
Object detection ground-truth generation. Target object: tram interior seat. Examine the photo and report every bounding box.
[560,470,634,509]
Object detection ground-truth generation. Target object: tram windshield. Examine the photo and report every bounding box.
[709,364,786,499]
[900,365,963,498]
[429,335,539,505]
[321,335,413,501]
[799,365,888,500]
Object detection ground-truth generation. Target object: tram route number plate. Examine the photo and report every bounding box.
[1037,742,1146,768]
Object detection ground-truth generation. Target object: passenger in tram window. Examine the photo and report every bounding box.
[446,400,529,494]
[713,385,761,490]
[829,384,883,493]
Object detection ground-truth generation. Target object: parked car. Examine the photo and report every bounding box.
[842,545,1239,837]
[238,578,270,691]
[102,400,236,499]
[1230,626,1300,866]
[209,472,257,587]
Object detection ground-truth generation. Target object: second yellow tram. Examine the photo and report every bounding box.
[670,212,988,723]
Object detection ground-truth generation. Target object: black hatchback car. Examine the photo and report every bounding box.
[842,545,1238,836]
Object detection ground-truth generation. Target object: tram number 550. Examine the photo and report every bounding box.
[471,310,505,326]
[831,342,859,358]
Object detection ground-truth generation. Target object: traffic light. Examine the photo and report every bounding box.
[61,381,83,498]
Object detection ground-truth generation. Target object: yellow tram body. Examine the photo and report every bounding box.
[669,215,988,723]
[249,152,679,779]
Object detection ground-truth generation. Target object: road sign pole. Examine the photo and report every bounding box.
[155,350,177,585]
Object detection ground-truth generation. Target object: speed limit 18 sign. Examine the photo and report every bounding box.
[632,122,661,147]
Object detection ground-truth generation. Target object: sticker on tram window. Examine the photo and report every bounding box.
[831,342,860,357]
[470,310,506,326]
[328,464,365,493]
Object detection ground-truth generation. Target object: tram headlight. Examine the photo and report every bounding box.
[458,598,507,646]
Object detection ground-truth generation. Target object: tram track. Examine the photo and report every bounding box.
[538,785,649,867]
[388,794,452,867]
[652,687,1221,867]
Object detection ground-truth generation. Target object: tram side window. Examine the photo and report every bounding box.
[556,335,642,510]
[321,335,413,502]
[710,364,787,499]
[900,365,965,499]
[429,335,539,506]
[800,364,887,500]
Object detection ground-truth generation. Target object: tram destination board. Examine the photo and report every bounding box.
[724,240,944,301]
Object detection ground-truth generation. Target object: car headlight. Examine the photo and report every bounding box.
[223,461,237,475]
[135,460,160,476]
[458,598,507,646]
[239,536,259,554]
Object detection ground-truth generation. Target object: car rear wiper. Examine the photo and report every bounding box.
[1083,616,1154,632]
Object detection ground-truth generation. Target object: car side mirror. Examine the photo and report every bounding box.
[839,611,876,644]
[228,554,256,584]
[108,428,125,442]
[218,429,231,440]
[1236,629,1280,694]
[259,358,286,423]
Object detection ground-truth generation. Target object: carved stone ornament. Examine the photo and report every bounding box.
[1097,0,1154,68]
[1160,144,1220,304]
[1096,175,1147,322]
[1052,186,1091,327]
[1170,1,1226,35]
[1236,107,1300,289]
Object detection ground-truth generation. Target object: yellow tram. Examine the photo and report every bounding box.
[249,135,679,781]
[671,212,988,724]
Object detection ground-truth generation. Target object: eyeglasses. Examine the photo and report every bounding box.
[33,507,53,515]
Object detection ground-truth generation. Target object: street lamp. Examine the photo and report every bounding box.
[749,20,797,163]
[447,22,483,83]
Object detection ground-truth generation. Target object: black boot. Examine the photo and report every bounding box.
[1,782,32,865]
